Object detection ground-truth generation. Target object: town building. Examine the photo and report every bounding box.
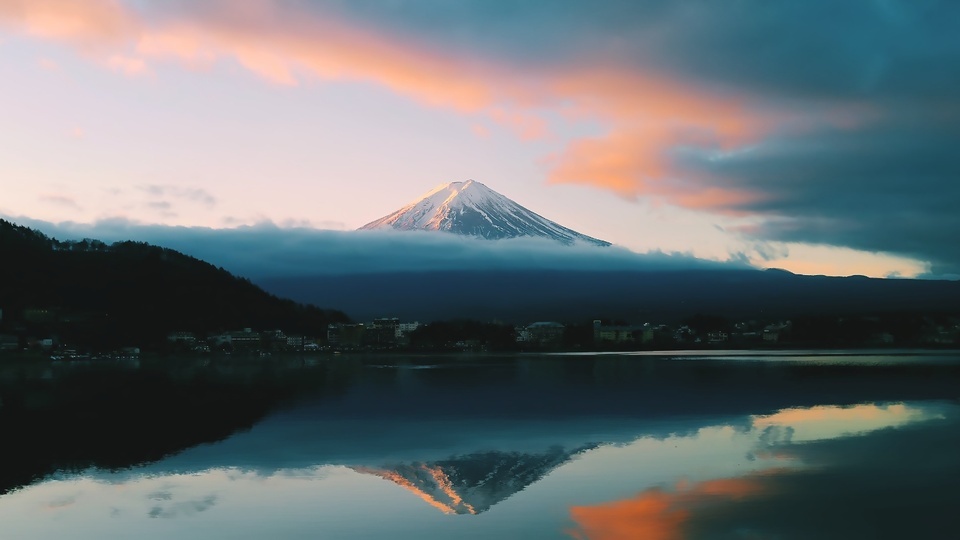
[397,321,421,338]
[593,320,654,344]
[327,323,366,348]
[167,331,197,344]
[210,328,262,351]
[523,322,565,346]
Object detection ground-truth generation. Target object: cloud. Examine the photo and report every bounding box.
[144,200,177,218]
[328,1,959,271]
[567,476,766,540]
[311,1,960,107]
[145,201,172,211]
[0,0,783,185]
[43,493,79,511]
[0,0,136,47]
[147,494,217,519]
[38,194,81,210]
[37,57,59,71]
[682,115,960,273]
[147,490,173,501]
[138,184,217,207]
[5,216,752,279]
[3,1,957,270]
[106,53,147,75]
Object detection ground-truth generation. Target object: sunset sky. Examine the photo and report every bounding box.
[2,0,958,278]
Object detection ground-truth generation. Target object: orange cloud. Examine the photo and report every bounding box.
[567,476,766,540]
[543,68,778,204]
[106,53,147,75]
[0,0,816,210]
[569,488,688,540]
[755,404,907,427]
[0,0,135,46]
[131,5,505,109]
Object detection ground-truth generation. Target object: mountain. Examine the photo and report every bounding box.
[359,180,610,246]
[260,268,960,324]
[355,446,594,515]
[0,219,348,350]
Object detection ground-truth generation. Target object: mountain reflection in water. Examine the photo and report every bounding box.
[356,445,597,515]
[0,353,958,539]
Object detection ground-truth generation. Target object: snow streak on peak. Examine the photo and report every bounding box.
[359,180,610,246]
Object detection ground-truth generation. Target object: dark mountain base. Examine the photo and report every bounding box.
[259,269,960,323]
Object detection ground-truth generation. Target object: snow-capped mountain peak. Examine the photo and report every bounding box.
[354,445,596,515]
[359,180,610,246]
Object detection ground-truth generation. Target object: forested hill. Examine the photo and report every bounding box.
[0,219,349,350]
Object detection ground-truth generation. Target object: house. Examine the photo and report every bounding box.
[327,323,365,348]
[524,322,565,345]
[260,329,288,350]
[762,321,791,343]
[397,321,421,338]
[366,319,400,346]
[707,331,729,343]
[167,331,197,344]
[210,328,262,351]
[593,320,654,344]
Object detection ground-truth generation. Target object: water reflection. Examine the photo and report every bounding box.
[356,445,596,515]
[568,476,767,540]
[0,354,958,539]
[564,401,955,540]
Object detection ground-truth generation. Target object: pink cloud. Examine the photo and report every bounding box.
[470,123,490,139]
[0,0,135,47]
[106,53,147,75]
[38,56,59,70]
[0,0,850,212]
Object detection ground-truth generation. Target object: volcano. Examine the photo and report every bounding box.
[359,180,610,246]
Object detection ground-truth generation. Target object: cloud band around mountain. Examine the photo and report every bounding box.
[8,216,750,280]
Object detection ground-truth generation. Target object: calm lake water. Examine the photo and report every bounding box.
[1,352,958,539]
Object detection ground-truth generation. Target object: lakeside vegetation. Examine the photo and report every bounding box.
[0,219,349,352]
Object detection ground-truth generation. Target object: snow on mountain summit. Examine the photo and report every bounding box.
[359,180,610,246]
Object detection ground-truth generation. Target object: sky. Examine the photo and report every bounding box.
[1,0,958,279]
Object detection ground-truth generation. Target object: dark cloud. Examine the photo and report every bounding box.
[677,114,960,273]
[685,412,960,540]
[306,0,960,272]
[15,1,960,272]
[317,1,960,101]
[3,216,750,279]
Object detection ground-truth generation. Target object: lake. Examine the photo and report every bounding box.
[1,352,958,539]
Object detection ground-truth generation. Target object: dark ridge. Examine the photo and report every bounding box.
[259,269,960,323]
[0,219,349,350]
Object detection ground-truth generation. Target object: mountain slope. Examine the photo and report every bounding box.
[0,219,349,349]
[356,445,595,514]
[260,268,960,324]
[360,180,610,246]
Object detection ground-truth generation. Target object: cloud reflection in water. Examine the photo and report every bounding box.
[0,400,954,540]
[565,401,956,540]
